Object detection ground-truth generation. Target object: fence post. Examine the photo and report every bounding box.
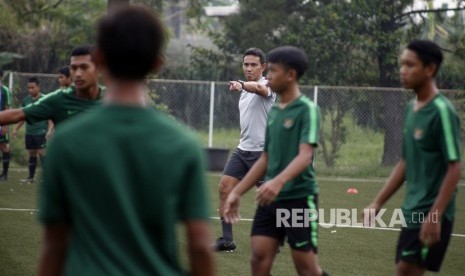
[8,72,14,95]
[208,81,215,147]
[313,85,318,105]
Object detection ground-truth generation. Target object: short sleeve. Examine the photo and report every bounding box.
[177,143,210,220]
[435,100,461,162]
[38,136,70,224]
[300,102,320,146]
[23,92,57,124]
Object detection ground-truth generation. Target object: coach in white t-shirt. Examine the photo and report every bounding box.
[214,48,276,252]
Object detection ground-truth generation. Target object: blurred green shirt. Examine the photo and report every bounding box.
[402,93,461,228]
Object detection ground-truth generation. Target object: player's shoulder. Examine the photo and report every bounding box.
[1,85,9,93]
[433,93,458,115]
[296,95,318,111]
[35,89,64,103]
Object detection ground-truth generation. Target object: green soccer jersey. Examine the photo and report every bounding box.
[23,86,103,125]
[21,94,48,135]
[39,105,209,275]
[265,95,320,201]
[0,85,11,111]
[402,93,461,228]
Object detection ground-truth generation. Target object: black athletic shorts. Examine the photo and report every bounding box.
[223,148,264,185]
[396,219,453,272]
[251,195,319,253]
[25,134,46,150]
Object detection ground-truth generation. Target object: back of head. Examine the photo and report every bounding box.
[28,77,40,86]
[243,48,266,64]
[58,66,70,77]
[71,45,95,59]
[96,5,166,80]
[406,40,443,76]
[267,46,309,80]
[0,67,3,78]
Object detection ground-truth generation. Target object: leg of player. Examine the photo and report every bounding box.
[0,142,10,181]
[27,149,38,182]
[215,175,240,252]
[396,261,425,276]
[291,249,325,276]
[250,235,280,275]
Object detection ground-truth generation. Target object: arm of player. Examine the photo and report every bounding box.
[242,81,270,97]
[223,152,268,223]
[363,159,406,225]
[420,161,461,246]
[256,144,314,206]
[229,81,242,92]
[0,108,26,126]
[38,223,69,276]
[12,120,25,139]
[185,220,215,276]
[46,120,54,140]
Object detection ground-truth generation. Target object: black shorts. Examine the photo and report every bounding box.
[25,134,46,150]
[0,133,9,143]
[251,195,319,253]
[223,148,263,185]
[396,219,453,272]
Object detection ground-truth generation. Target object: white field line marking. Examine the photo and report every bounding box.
[0,208,38,211]
[1,210,464,238]
[209,217,465,238]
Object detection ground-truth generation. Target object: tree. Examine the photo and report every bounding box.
[190,0,465,166]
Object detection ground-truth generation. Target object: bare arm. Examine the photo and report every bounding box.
[0,108,26,125]
[233,152,268,196]
[242,81,270,97]
[420,161,461,245]
[370,159,406,209]
[12,121,25,138]
[363,160,406,226]
[223,153,268,223]
[430,162,461,218]
[256,144,314,206]
[38,223,69,276]
[229,81,271,97]
[46,120,54,140]
[185,220,215,276]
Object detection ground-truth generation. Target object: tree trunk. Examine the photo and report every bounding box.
[378,45,404,166]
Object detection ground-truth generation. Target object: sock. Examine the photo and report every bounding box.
[2,152,10,176]
[221,217,233,241]
[28,156,38,179]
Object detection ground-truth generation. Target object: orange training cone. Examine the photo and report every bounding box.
[346,188,359,194]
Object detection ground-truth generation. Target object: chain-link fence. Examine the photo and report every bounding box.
[5,72,465,177]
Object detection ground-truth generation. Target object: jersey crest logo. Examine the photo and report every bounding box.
[283,118,294,129]
[414,128,423,140]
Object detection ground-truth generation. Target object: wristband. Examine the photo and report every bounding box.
[238,80,245,90]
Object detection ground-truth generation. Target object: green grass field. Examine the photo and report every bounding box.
[0,170,464,275]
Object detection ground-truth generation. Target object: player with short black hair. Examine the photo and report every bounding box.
[12,77,52,183]
[215,47,276,252]
[364,39,460,275]
[224,46,328,276]
[57,66,72,89]
[0,44,102,127]
[38,5,214,276]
